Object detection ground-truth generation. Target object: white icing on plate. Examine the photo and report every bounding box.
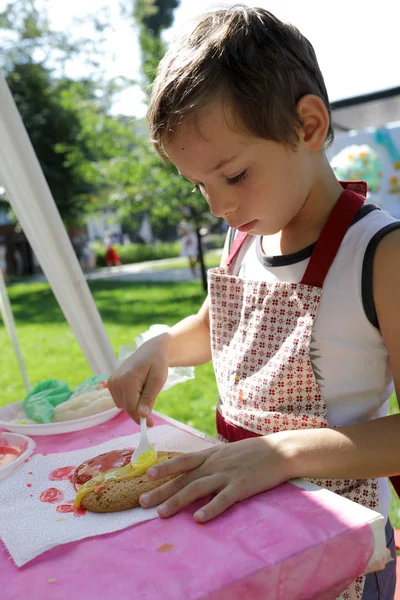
[0,401,121,436]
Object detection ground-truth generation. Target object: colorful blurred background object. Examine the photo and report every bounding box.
[331,144,383,193]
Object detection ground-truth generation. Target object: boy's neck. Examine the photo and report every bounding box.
[262,158,343,257]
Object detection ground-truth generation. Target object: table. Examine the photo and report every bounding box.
[1,411,385,600]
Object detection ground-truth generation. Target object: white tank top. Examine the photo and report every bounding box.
[232,205,400,519]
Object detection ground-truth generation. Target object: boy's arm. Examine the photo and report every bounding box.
[276,229,400,481]
[108,299,211,423]
[165,296,212,367]
[108,232,230,422]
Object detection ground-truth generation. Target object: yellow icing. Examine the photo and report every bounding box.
[74,448,167,508]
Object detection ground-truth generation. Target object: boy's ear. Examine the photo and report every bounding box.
[296,95,330,151]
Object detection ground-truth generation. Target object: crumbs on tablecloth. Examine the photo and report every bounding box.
[157,544,174,553]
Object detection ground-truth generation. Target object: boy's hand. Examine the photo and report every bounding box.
[139,436,291,522]
[107,335,170,425]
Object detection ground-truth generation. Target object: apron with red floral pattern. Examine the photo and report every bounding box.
[208,183,377,600]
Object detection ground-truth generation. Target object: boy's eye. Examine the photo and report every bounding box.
[226,170,247,185]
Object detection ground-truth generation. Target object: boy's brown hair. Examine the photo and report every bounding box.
[147,5,333,160]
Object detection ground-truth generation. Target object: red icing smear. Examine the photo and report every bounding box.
[0,444,22,468]
[40,488,64,504]
[56,500,86,517]
[49,466,76,481]
[72,448,134,486]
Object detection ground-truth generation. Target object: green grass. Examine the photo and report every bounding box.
[1,278,400,527]
[149,251,221,271]
[0,279,219,436]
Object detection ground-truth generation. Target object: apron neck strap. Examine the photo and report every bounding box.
[300,189,364,287]
[226,231,248,267]
[226,181,367,280]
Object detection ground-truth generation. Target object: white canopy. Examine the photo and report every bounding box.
[0,266,30,391]
[332,86,400,133]
[0,71,118,379]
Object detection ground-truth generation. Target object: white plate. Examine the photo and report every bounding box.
[0,401,121,436]
[0,432,36,480]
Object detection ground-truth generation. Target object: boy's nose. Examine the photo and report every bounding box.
[207,194,236,220]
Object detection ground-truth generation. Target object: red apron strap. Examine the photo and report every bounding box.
[339,180,368,196]
[300,190,364,287]
[226,231,248,267]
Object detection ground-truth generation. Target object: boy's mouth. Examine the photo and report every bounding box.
[237,220,258,233]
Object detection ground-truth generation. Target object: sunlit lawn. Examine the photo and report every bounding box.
[0,279,219,435]
[150,250,221,271]
[1,278,399,527]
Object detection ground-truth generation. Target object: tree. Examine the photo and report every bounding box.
[132,0,179,94]
[5,62,93,223]
[0,0,139,225]
[0,0,112,74]
[5,60,141,225]
[131,0,218,291]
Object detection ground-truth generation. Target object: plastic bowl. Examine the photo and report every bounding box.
[0,432,36,481]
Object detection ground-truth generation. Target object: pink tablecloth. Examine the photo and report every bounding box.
[1,412,375,600]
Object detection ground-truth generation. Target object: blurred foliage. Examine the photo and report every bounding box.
[130,0,179,91]
[0,0,218,240]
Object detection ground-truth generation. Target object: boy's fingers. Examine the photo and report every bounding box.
[146,451,206,480]
[107,378,127,411]
[193,485,237,522]
[140,471,220,513]
[121,384,141,423]
[156,475,222,518]
[138,368,167,418]
[108,361,168,422]
[108,377,155,426]
[140,474,188,508]
[108,375,141,423]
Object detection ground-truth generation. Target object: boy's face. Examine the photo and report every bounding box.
[166,98,314,236]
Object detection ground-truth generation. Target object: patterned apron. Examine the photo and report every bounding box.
[208,184,378,600]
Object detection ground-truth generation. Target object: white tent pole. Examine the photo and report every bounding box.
[0,267,30,392]
[0,71,118,375]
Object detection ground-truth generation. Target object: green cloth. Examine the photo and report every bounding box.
[23,379,72,424]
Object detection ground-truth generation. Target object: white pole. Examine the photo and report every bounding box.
[0,71,118,375]
[0,267,30,392]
